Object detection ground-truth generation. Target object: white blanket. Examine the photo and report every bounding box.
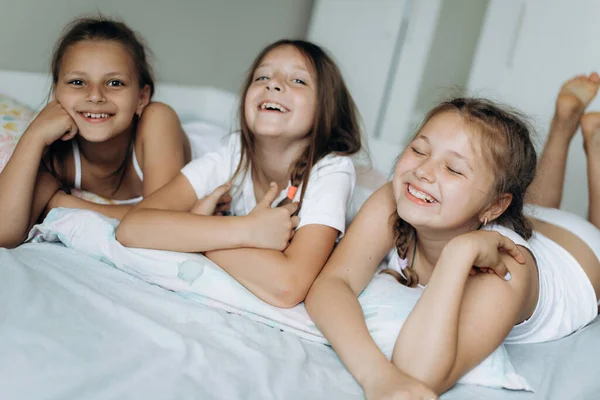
[27,208,532,391]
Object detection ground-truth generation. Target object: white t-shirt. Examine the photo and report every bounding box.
[180,134,356,236]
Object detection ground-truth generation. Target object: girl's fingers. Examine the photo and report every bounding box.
[217,194,232,205]
[291,215,300,228]
[60,125,78,141]
[283,202,299,216]
[494,261,511,281]
[257,182,279,208]
[498,235,526,264]
[215,203,231,213]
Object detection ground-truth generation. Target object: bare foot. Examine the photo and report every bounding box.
[580,112,600,153]
[556,73,600,122]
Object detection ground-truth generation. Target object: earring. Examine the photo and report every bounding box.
[482,217,488,227]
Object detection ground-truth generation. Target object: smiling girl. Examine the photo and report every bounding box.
[0,17,190,249]
[116,40,362,308]
[305,97,600,399]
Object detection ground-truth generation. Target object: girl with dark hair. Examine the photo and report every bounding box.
[0,17,190,249]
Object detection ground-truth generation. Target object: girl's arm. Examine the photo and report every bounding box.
[203,167,354,308]
[136,102,189,196]
[205,224,338,308]
[46,191,134,220]
[116,175,297,252]
[0,101,77,248]
[304,183,437,399]
[392,231,535,394]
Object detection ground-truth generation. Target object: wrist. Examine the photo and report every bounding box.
[354,353,395,388]
[20,129,49,152]
[441,236,477,275]
[359,361,404,393]
[236,215,255,248]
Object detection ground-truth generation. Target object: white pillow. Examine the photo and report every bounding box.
[182,120,230,160]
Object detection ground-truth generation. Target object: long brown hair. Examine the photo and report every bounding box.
[386,97,537,287]
[42,16,155,193]
[233,39,362,208]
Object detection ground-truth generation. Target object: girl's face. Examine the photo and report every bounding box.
[392,111,497,233]
[244,45,317,143]
[54,40,150,142]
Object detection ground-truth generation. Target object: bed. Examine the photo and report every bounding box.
[1,69,599,400]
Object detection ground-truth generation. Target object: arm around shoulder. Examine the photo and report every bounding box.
[392,234,536,393]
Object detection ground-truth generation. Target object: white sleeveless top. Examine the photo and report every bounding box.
[386,222,597,344]
[71,140,144,205]
[483,223,597,344]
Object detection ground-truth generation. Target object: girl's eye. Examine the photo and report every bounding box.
[411,147,425,156]
[68,80,84,86]
[254,76,268,81]
[292,78,305,85]
[447,166,463,176]
[108,80,124,87]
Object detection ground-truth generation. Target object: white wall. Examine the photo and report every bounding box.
[308,0,490,175]
[467,0,600,216]
[0,0,313,92]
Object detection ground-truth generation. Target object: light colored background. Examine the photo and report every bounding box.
[0,0,313,93]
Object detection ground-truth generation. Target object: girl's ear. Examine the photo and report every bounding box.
[136,85,151,116]
[481,193,513,224]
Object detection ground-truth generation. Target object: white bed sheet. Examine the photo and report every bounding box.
[1,243,599,400]
[0,243,361,400]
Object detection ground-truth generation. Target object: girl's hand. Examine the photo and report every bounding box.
[363,367,438,400]
[451,231,526,280]
[245,182,299,251]
[190,182,232,216]
[24,100,78,146]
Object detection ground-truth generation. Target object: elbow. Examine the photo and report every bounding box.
[115,215,137,247]
[0,239,20,250]
[267,278,310,309]
[434,366,464,394]
[0,231,25,250]
[429,377,455,396]
[400,362,456,395]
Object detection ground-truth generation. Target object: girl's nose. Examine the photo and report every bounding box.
[86,84,106,103]
[266,76,283,92]
[414,161,435,182]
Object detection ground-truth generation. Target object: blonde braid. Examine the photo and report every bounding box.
[380,213,420,288]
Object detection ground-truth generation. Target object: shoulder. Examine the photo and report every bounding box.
[302,155,355,200]
[140,101,179,120]
[136,102,182,140]
[310,154,355,178]
[463,228,538,320]
[355,182,396,222]
[369,181,395,206]
[483,224,530,250]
